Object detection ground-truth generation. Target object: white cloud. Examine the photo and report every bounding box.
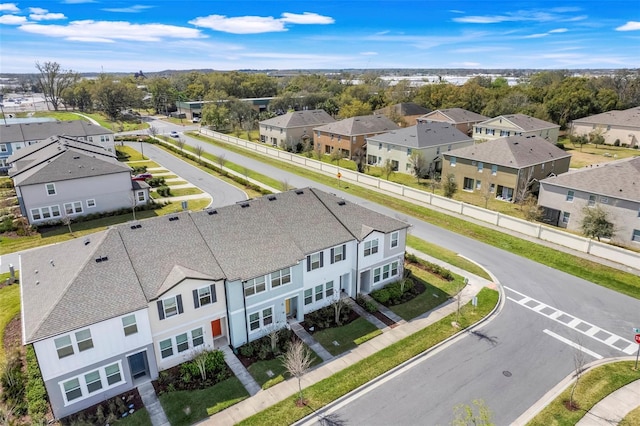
[62,0,96,3]
[449,10,465,14]
[524,28,568,38]
[453,10,579,24]
[101,5,154,13]
[360,51,378,56]
[0,3,19,12]
[0,14,26,24]
[549,28,568,33]
[280,12,333,25]
[30,13,66,21]
[19,20,205,42]
[616,21,640,31]
[190,15,286,34]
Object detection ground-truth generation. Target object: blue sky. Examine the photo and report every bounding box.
[0,1,639,74]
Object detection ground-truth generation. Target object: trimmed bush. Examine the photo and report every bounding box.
[156,186,171,197]
[146,177,166,187]
[354,329,383,345]
[25,345,48,424]
[262,375,285,390]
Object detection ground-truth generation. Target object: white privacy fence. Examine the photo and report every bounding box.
[199,128,640,270]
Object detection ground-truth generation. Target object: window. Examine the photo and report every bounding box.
[176,333,189,353]
[160,339,173,358]
[249,312,260,331]
[383,264,390,280]
[75,329,93,352]
[86,199,96,208]
[391,160,399,171]
[45,183,56,195]
[307,252,323,271]
[137,191,146,202]
[55,335,74,358]
[304,289,313,305]
[391,261,399,277]
[263,308,273,326]
[447,144,452,151]
[562,212,571,224]
[51,205,61,217]
[85,371,102,393]
[331,245,346,263]
[244,276,266,297]
[193,284,216,307]
[122,315,138,336]
[588,195,596,207]
[373,267,381,283]
[271,268,291,288]
[249,308,273,332]
[600,196,609,204]
[490,183,495,193]
[633,229,640,242]
[477,162,483,172]
[475,127,482,134]
[63,378,82,402]
[436,146,441,155]
[407,148,412,156]
[325,281,334,298]
[364,239,379,256]
[491,164,498,176]
[566,190,574,202]
[0,144,7,152]
[315,285,324,302]
[157,295,183,320]
[463,177,474,191]
[391,232,399,248]
[30,208,41,221]
[105,363,121,386]
[450,156,456,167]
[192,328,204,347]
[64,201,83,215]
[476,180,482,190]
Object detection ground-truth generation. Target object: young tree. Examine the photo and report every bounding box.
[175,138,185,153]
[194,145,204,161]
[148,125,158,138]
[408,151,428,183]
[429,172,441,193]
[443,173,458,198]
[581,205,614,241]
[569,342,587,410]
[216,154,227,170]
[35,61,78,111]
[522,195,543,222]
[352,146,368,173]
[332,297,347,326]
[330,148,345,167]
[281,340,313,406]
[382,158,396,180]
[516,167,536,204]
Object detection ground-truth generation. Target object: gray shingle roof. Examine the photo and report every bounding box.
[0,120,113,144]
[541,156,640,202]
[571,107,640,129]
[259,109,335,128]
[20,188,410,342]
[445,135,571,167]
[479,114,559,131]
[419,108,488,124]
[366,122,472,148]
[314,115,400,136]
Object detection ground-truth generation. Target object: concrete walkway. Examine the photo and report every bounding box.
[220,345,262,396]
[343,296,388,330]
[289,322,334,362]
[202,262,493,426]
[576,378,640,425]
[137,381,170,426]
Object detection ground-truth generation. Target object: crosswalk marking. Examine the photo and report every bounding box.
[505,286,636,355]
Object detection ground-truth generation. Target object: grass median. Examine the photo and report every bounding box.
[238,287,499,426]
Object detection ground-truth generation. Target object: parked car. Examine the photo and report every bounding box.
[170,131,179,138]
[132,173,152,181]
[192,117,201,123]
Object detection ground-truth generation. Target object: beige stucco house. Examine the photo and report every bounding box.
[374,102,431,127]
[417,108,489,136]
[473,114,560,144]
[570,107,640,147]
[258,109,335,149]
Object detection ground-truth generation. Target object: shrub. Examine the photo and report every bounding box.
[25,345,48,424]
[156,186,171,197]
[131,165,147,174]
[1,351,27,415]
[304,304,353,331]
[555,142,565,150]
[146,177,166,187]
[613,139,621,146]
[371,288,390,304]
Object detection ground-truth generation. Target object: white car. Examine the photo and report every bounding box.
[170,131,179,138]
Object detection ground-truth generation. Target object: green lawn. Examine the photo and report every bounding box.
[0,281,20,364]
[239,288,499,426]
[312,317,379,356]
[159,376,248,426]
[620,404,640,426]
[247,346,322,388]
[117,408,152,426]
[528,361,640,426]
[388,265,463,320]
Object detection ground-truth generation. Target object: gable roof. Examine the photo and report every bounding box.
[419,108,488,124]
[9,136,130,186]
[374,103,431,117]
[20,187,410,343]
[314,114,400,136]
[445,135,571,168]
[366,122,472,148]
[572,107,640,129]
[0,120,113,144]
[541,156,640,203]
[259,109,335,128]
[478,114,559,131]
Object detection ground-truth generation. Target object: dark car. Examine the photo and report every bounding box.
[132,173,152,181]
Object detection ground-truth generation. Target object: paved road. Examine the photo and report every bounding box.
[172,129,640,425]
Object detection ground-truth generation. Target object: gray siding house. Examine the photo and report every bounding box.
[8,135,148,225]
[538,156,640,245]
[259,109,335,148]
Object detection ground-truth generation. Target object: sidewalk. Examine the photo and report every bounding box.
[202,252,496,426]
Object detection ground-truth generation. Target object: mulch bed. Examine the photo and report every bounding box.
[2,313,22,356]
[60,388,144,425]
[152,363,233,395]
[301,308,360,334]
[371,310,396,327]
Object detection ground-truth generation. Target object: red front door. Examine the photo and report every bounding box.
[211,319,222,337]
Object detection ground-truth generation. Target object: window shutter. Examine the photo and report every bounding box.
[177,295,183,314]
[342,244,346,260]
[157,301,165,320]
[330,248,335,264]
[320,252,324,267]
[307,255,311,272]
[192,289,200,309]
[210,284,217,303]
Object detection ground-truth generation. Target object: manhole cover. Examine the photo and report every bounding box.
[503,370,512,377]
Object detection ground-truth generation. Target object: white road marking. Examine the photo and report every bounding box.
[543,329,603,359]
[504,286,636,355]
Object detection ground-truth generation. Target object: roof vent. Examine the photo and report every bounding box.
[337,200,346,206]
[295,189,304,195]
[95,256,108,263]
[168,216,180,221]
[207,209,218,215]
[240,202,250,208]
[268,195,277,201]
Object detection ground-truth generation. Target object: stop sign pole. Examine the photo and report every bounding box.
[635,333,640,370]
